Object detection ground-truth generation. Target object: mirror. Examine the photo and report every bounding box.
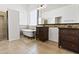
[37,4,79,24]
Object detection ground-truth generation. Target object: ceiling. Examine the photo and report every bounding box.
[26,4,71,12]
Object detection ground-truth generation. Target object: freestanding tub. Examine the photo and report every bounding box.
[21,29,36,37]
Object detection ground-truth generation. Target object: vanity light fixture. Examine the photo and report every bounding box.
[37,4,47,10]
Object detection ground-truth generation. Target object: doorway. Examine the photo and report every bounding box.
[0,11,8,41]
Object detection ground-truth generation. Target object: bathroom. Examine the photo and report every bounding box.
[0,4,79,54]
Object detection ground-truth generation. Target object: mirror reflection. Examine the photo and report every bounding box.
[37,4,79,24]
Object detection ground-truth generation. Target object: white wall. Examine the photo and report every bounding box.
[42,5,79,24]
[8,9,20,41]
[29,9,37,26]
[0,4,28,25]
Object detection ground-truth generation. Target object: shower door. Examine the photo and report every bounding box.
[0,16,4,40]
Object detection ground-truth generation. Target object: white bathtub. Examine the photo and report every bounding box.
[21,29,36,37]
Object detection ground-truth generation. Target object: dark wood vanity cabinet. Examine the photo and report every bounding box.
[59,28,79,53]
[36,27,48,42]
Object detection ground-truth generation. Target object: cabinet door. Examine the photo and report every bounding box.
[42,28,48,41]
[49,28,59,42]
[36,27,48,42]
[61,40,79,52]
[36,28,39,38]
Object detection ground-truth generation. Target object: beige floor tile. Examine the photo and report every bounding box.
[0,36,75,54]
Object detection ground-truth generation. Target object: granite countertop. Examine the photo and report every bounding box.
[58,27,79,29]
[37,24,79,29]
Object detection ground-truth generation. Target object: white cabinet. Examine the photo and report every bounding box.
[49,28,59,42]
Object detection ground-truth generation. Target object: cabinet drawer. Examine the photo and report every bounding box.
[59,28,79,53]
[60,36,79,44]
[61,40,79,52]
[60,31,79,37]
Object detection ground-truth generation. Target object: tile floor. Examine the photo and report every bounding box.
[0,36,75,54]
